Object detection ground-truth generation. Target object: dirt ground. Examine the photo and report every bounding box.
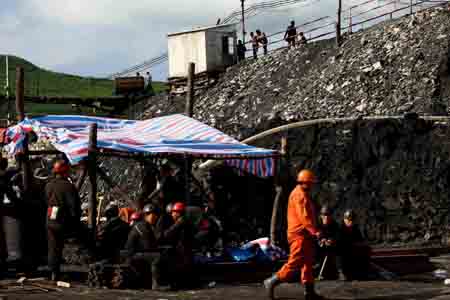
[1,256,449,300]
[1,280,449,300]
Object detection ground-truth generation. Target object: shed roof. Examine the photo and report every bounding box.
[168,23,236,37]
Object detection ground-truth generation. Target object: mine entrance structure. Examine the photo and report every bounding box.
[167,24,238,95]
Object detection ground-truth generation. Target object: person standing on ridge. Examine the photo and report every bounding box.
[284,20,297,48]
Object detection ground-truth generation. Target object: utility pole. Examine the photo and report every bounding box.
[241,0,246,44]
[336,0,342,46]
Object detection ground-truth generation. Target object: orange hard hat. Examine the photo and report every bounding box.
[171,202,186,213]
[53,160,70,175]
[297,169,316,184]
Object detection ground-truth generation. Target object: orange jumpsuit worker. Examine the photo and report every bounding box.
[264,169,324,300]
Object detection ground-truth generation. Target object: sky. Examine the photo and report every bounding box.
[0,0,393,81]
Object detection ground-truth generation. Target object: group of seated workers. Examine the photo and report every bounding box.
[315,206,371,281]
[96,199,222,290]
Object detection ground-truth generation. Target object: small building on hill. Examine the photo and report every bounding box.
[167,24,237,94]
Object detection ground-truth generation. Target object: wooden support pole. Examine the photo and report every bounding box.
[184,63,195,204]
[16,67,25,122]
[15,67,31,196]
[270,135,289,245]
[88,123,98,240]
[185,63,195,117]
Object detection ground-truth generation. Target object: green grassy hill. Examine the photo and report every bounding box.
[0,55,167,117]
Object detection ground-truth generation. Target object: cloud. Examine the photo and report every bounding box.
[0,0,394,81]
[26,0,237,26]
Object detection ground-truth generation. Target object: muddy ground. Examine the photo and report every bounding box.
[1,280,449,300]
[1,255,449,300]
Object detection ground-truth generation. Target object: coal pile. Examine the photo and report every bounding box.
[98,8,450,247]
[143,8,450,138]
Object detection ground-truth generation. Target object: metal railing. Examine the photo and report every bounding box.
[245,0,449,57]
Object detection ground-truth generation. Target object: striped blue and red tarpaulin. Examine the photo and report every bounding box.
[5,114,278,177]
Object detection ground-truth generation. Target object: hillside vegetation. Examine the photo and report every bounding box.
[0,55,167,116]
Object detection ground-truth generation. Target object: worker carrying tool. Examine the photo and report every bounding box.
[264,169,324,300]
[45,160,82,281]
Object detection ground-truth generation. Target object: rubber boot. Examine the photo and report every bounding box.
[50,271,59,282]
[263,274,280,299]
[304,283,324,300]
[151,278,171,291]
[151,267,171,291]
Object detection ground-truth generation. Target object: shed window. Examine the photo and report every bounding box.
[222,36,234,56]
[228,37,234,55]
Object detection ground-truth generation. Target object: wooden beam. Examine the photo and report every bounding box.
[88,123,98,240]
[184,63,195,204]
[270,135,289,245]
[28,149,61,156]
[185,62,195,117]
[16,67,25,121]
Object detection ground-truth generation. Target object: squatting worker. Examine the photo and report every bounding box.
[264,169,324,300]
[46,160,81,281]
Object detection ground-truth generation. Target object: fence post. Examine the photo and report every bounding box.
[410,0,413,15]
[348,7,353,34]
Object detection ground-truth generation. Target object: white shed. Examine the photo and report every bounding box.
[167,24,237,79]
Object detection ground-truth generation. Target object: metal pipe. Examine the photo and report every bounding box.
[198,115,450,170]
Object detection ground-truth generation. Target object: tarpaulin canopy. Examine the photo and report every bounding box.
[5,114,278,177]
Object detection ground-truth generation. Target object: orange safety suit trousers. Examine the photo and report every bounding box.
[277,235,314,284]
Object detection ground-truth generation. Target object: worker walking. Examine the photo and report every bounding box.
[264,169,324,300]
[46,160,82,281]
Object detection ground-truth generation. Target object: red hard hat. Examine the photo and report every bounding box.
[171,202,186,213]
[130,212,142,221]
[53,160,70,175]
